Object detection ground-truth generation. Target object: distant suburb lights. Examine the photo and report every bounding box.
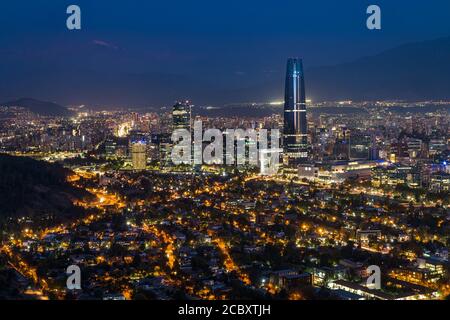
[65,4,382,31]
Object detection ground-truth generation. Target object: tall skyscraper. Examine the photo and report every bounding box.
[172,100,192,132]
[283,58,308,167]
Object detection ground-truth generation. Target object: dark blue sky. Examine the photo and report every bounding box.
[1,0,450,106]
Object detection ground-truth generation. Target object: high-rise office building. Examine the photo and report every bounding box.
[131,140,147,170]
[172,100,192,132]
[172,100,193,167]
[283,58,308,167]
[105,138,117,159]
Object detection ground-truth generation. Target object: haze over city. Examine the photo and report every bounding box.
[1,0,450,106]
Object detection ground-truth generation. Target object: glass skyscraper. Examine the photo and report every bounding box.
[172,100,192,132]
[283,58,308,166]
[172,100,193,166]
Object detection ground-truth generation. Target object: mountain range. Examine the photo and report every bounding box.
[0,36,449,108]
[1,98,72,117]
[307,36,450,101]
[233,36,450,103]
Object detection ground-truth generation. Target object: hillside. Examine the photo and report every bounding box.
[1,98,73,117]
[0,154,91,227]
[307,36,450,101]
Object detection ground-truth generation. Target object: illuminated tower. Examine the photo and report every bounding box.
[283,58,308,166]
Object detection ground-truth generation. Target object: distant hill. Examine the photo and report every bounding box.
[211,36,450,104]
[1,98,73,117]
[0,154,91,227]
[307,36,450,101]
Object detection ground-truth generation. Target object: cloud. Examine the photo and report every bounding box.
[92,40,119,50]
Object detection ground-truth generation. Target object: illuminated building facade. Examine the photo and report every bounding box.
[131,140,147,170]
[172,100,192,132]
[283,58,308,167]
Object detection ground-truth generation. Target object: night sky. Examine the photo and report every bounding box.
[1,0,450,106]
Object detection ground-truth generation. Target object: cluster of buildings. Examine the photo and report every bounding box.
[4,163,448,300]
[0,58,449,301]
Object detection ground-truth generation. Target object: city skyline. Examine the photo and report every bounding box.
[0,0,449,308]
